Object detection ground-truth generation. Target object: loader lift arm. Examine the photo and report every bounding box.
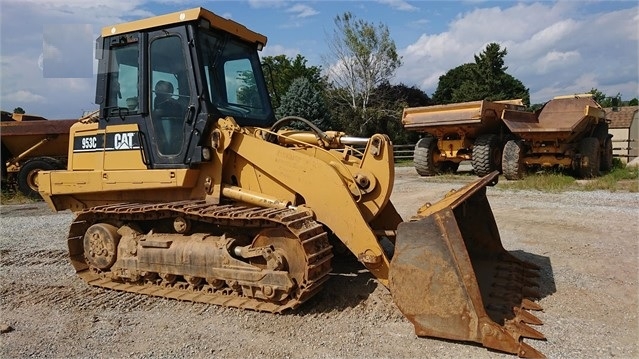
[35,7,548,358]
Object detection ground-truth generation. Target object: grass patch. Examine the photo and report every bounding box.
[499,172,577,192]
[0,187,35,205]
[499,164,639,193]
[394,159,414,167]
[582,165,639,192]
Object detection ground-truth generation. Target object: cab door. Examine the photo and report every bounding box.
[146,27,198,168]
[98,27,198,170]
[97,33,148,171]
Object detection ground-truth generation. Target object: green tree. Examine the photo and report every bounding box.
[276,77,331,130]
[432,64,474,104]
[262,54,324,110]
[588,88,622,107]
[13,107,25,114]
[628,98,638,106]
[588,88,607,103]
[329,82,431,143]
[432,43,529,106]
[324,12,401,135]
[235,70,259,108]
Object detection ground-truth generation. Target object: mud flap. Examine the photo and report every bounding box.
[389,171,545,358]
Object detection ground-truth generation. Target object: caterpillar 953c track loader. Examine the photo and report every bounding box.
[37,8,546,357]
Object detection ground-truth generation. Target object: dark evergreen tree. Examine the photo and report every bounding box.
[432,43,530,106]
[276,77,331,130]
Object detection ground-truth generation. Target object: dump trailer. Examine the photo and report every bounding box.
[402,99,525,177]
[0,111,77,197]
[501,94,613,179]
[36,8,547,357]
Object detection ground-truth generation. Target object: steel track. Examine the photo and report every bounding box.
[66,200,333,313]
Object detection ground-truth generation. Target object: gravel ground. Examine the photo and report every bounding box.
[1,167,637,359]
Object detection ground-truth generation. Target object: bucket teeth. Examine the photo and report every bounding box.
[518,342,546,358]
[522,298,543,311]
[509,321,546,340]
[516,308,543,325]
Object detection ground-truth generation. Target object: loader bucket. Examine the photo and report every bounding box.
[389,171,545,358]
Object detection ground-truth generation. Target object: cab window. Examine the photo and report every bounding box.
[149,35,190,155]
[106,44,139,114]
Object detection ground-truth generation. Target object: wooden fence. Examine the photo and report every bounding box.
[612,139,636,159]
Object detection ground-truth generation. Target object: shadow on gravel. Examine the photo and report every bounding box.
[295,249,556,316]
[0,202,52,217]
[511,249,557,299]
[296,254,378,314]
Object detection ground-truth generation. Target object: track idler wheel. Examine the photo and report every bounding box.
[83,223,121,270]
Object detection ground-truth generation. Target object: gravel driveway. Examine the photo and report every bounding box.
[1,167,637,358]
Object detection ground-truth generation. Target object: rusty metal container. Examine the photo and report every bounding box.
[402,100,525,177]
[500,94,612,179]
[1,111,76,197]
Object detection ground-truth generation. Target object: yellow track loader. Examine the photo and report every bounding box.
[37,8,546,357]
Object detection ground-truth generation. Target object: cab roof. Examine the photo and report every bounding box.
[101,7,267,48]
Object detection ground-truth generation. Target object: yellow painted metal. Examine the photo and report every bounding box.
[226,129,393,285]
[36,8,548,356]
[103,124,146,171]
[40,169,198,195]
[403,99,524,128]
[524,155,572,167]
[101,7,267,48]
[221,184,291,209]
[67,122,101,171]
[437,138,466,159]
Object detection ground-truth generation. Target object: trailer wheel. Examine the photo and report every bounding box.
[17,158,59,198]
[414,136,439,176]
[502,140,526,180]
[472,134,501,177]
[577,137,601,178]
[600,136,613,172]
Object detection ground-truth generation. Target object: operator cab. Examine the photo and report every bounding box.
[94,8,274,168]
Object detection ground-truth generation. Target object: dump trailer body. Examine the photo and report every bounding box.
[501,94,611,178]
[34,7,547,357]
[402,100,525,177]
[1,111,76,196]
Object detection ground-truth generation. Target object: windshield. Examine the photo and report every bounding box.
[198,30,274,127]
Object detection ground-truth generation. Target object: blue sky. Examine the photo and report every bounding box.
[1,0,637,119]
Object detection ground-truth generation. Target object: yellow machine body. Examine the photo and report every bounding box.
[37,8,546,358]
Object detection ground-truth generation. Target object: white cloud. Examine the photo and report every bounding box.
[4,90,47,103]
[396,2,639,104]
[261,44,301,59]
[534,50,581,74]
[377,0,418,12]
[286,4,319,19]
[43,42,63,61]
[248,0,287,9]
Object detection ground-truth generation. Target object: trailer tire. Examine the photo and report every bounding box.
[414,136,439,176]
[577,137,600,178]
[17,158,60,198]
[502,140,526,180]
[472,134,501,177]
[600,135,613,172]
